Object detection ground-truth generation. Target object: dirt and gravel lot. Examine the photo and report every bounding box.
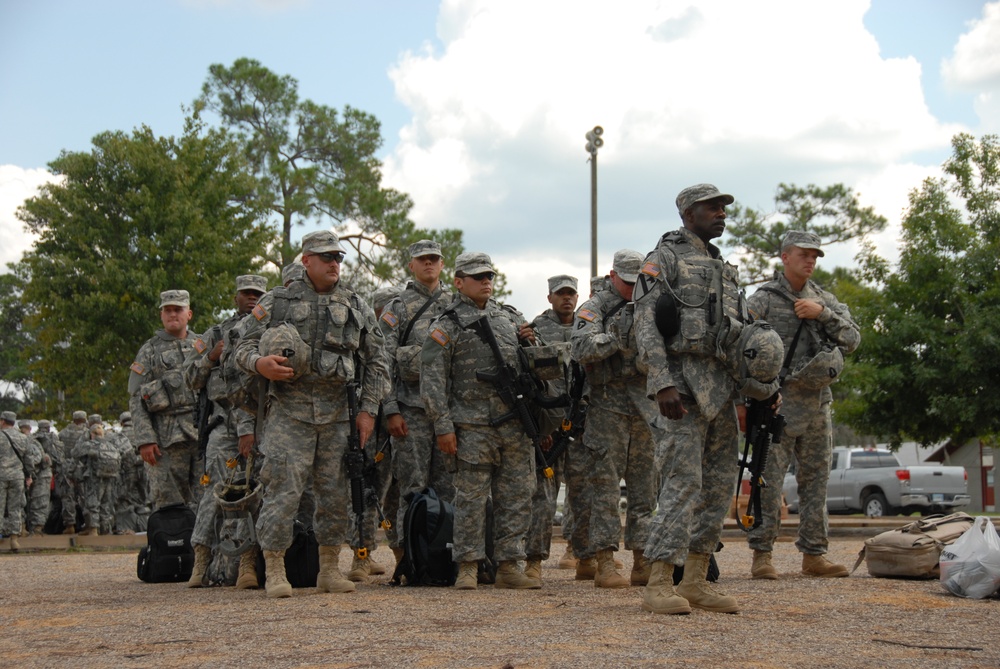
[2,531,998,669]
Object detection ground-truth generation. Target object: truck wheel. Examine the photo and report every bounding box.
[863,492,890,518]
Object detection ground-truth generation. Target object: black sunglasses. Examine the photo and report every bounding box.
[314,251,345,264]
[465,271,495,282]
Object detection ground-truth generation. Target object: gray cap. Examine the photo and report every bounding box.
[454,252,494,277]
[236,275,268,293]
[373,285,402,312]
[612,249,643,283]
[72,410,87,421]
[17,420,31,429]
[781,230,825,257]
[159,289,190,308]
[119,412,132,425]
[87,414,102,426]
[301,230,344,255]
[281,263,306,285]
[1,410,16,423]
[37,420,52,430]
[548,275,578,294]
[675,183,734,216]
[590,276,607,294]
[408,239,442,258]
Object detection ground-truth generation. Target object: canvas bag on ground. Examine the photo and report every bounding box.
[852,512,974,579]
[939,516,1000,599]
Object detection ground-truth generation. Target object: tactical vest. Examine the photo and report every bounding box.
[441,301,524,401]
[655,231,744,357]
[142,334,198,414]
[582,290,640,385]
[277,281,366,383]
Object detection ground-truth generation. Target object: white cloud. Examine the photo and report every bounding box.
[0,166,58,271]
[942,1,1000,132]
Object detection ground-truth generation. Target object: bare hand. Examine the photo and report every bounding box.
[387,413,408,438]
[208,339,225,363]
[139,443,161,466]
[25,477,33,489]
[656,386,688,420]
[357,411,375,448]
[237,434,255,458]
[436,433,457,455]
[255,355,295,381]
[794,299,824,320]
[518,322,537,345]
[736,403,747,434]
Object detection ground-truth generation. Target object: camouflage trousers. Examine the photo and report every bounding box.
[80,476,117,533]
[146,439,204,513]
[58,474,78,526]
[350,440,400,552]
[451,422,534,564]
[0,478,25,535]
[525,463,558,560]
[748,401,833,555]
[25,474,52,531]
[565,441,597,560]
[584,405,657,552]
[192,423,243,547]
[255,413,353,552]
[645,398,739,565]
[390,404,455,549]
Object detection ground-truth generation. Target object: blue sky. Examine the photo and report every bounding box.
[2,0,998,319]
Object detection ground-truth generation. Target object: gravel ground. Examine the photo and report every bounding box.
[1,535,997,669]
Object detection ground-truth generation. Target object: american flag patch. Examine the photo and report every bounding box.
[193,338,207,354]
[430,328,450,346]
[252,304,268,321]
[641,262,660,278]
[130,362,145,375]
[578,309,597,322]
[381,311,398,328]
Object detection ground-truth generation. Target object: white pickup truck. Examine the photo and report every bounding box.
[784,447,970,517]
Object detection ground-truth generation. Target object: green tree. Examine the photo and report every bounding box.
[16,120,274,418]
[842,133,1000,446]
[0,266,34,413]
[725,183,888,286]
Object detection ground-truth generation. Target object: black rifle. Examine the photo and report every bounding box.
[195,387,224,459]
[536,360,587,478]
[344,380,369,558]
[468,316,567,478]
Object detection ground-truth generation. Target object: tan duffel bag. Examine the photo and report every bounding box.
[853,512,975,579]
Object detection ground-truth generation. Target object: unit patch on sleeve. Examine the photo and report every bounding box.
[641,262,661,278]
[381,311,398,329]
[252,304,268,321]
[577,309,597,323]
[130,362,145,375]
[193,338,207,354]
[430,328,450,347]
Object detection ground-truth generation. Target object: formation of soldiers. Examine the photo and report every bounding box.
[1,182,861,616]
[0,409,149,551]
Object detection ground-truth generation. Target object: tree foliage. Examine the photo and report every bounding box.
[15,120,274,418]
[0,266,35,413]
[841,133,1000,447]
[725,183,888,286]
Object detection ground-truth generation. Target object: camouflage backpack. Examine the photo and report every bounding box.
[95,439,122,478]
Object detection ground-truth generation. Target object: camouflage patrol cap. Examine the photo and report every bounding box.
[17,420,31,430]
[590,275,607,294]
[159,289,190,308]
[88,414,103,426]
[37,420,52,430]
[72,410,87,422]
[675,183,734,216]
[0,411,15,424]
[408,239,442,258]
[258,323,311,381]
[281,262,306,285]
[119,412,132,425]
[372,285,402,313]
[547,275,578,294]
[236,275,268,294]
[781,230,825,257]
[612,250,643,283]
[301,230,344,255]
[454,252,493,277]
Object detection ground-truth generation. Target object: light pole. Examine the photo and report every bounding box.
[585,126,604,279]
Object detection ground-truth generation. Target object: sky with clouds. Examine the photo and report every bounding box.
[2,0,998,320]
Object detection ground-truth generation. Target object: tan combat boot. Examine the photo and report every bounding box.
[78,526,98,536]
[367,553,386,576]
[751,550,778,580]
[235,547,260,590]
[263,550,292,598]
[574,556,597,580]
[641,561,691,615]
[10,535,20,553]
[494,560,542,589]
[557,544,578,570]
[631,549,651,586]
[802,553,849,578]
[348,554,371,582]
[594,549,629,589]
[62,524,76,535]
[316,546,356,593]
[31,527,44,536]
[455,561,479,590]
[186,543,212,588]
[524,558,543,581]
[676,552,739,613]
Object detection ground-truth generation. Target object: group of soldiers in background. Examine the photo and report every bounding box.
[0,408,149,551]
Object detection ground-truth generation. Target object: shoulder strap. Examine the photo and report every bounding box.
[399,287,443,347]
[604,296,627,322]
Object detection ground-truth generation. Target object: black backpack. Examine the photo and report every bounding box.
[672,543,723,585]
[392,487,458,586]
[136,503,196,583]
[256,520,320,588]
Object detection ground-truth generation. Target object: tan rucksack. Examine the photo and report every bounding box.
[853,512,975,579]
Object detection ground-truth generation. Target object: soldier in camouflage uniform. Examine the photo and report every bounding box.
[420,251,541,591]
[110,412,145,534]
[235,231,390,599]
[379,240,455,577]
[571,251,659,589]
[524,275,578,579]
[745,231,860,579]
[19,421,50,535]
[34,420,63,535]
[1,411,33,551]
[72,422,121,535]
[57,411,89,533]
[184,275,267,589]
[633,184,745,615]
[129,290,204,513]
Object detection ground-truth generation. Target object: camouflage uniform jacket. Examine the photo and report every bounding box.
[58,423,88,479]
[420,294,530,435]
[24,436,48,478]
[380,279,452,415]
[37,431,64,476]
[234,277,390,423]
[571,285,641,414]
[128,329,203,449]
[634,227,743,422]
[748,273,861,409]
[0,426,32,481]
[183,312,255,438]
